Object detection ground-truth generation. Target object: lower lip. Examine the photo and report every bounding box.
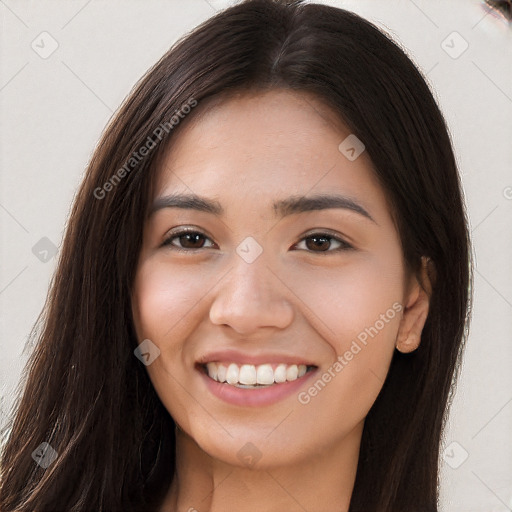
[198,367,318,407]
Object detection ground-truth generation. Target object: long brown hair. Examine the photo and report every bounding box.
[0,1,472,510]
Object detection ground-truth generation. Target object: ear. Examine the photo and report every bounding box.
[396,256,435,353]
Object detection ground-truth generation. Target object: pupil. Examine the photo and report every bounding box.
[181,233,203,248]
[307,236,329,251]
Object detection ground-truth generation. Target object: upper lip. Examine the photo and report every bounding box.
[196,349,317,367]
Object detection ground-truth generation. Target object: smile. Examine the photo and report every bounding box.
[201,362,317,388]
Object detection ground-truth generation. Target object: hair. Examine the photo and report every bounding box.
[0,1,472,510]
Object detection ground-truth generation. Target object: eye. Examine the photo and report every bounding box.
[162,228,216,251]
[292,232,353,253]
[162,228,353,254]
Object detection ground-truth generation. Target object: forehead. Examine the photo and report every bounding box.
[154,89,387,218]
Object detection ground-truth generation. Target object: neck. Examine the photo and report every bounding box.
[160,423,363,512]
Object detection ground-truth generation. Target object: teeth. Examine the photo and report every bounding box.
[256,364,274,385]
[226,363,239,385]
[286,365,298,381]
[239,364,257,385]
[207,362,218,381]
[217,363,227,383]
[274,364,287,383]
[205,362,310,386]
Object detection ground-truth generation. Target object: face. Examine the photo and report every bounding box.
[131,89,421,469]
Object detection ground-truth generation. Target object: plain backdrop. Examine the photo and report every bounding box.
[1,1,511,510]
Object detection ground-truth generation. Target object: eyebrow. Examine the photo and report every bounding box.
[150,192,376,223]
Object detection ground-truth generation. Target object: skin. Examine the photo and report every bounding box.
[131,89,432,512]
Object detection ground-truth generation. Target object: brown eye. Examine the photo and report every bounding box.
[176,232,207,249]
[162,229,215,251]
[305,235,331,251]
[294,232,353,253]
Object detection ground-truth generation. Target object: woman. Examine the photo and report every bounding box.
[0,0,472,510]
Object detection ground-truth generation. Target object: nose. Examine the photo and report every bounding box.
[209,256,294,335]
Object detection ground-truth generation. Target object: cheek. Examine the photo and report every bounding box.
[285,252,404,348]
[287,255,403,419]
[131,258,210,424]
[132,258,207,342]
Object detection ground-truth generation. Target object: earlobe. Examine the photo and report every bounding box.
[396,307,428,353]
[396,257,434,353]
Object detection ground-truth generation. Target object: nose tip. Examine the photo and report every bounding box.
[209,263,294,334]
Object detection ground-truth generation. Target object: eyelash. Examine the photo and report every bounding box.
[161,227,354,254]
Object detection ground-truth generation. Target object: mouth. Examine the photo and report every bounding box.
[197,362,318,389]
